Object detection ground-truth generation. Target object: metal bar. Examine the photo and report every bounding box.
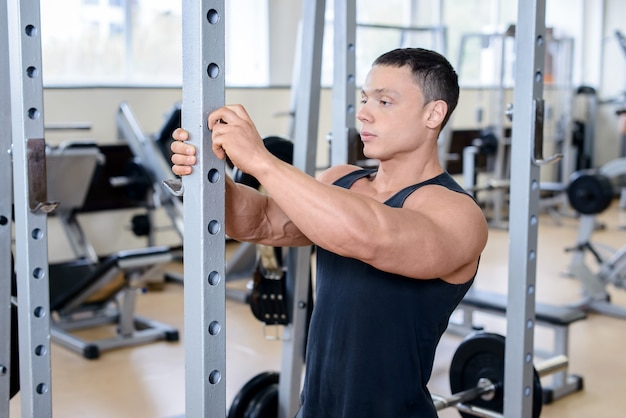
[432,379,496,411]
[331,0,356,166]
[504,1,546,417]
[456,403,504,418]
[535,354,569,378]
[431,354,568,412]
[7,0,54,415]
[279,1,326,417]
[181,1,226,417]
[0,0,13,414]
[356,22,446,33]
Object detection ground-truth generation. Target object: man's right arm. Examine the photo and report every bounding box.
[170,128,310,247]
[224,175,311,247]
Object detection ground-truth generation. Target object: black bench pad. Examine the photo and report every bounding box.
[460,289,587,326]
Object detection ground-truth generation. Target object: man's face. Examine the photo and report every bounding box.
[356,64,429,161]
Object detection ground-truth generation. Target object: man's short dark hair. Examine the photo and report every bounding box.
[373,48,459,129]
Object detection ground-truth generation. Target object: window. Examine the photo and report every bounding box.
[40,0,268,87]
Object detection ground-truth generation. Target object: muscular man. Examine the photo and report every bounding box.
[171,47,488,418]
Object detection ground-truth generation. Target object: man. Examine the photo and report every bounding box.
[171,47,488,417]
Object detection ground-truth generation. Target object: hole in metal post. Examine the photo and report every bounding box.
[34,306,45,318]
[208,168,220,183]
[33,267,44,279]
[36,383,48,394]
[32,228,43,240]
[208,321,221,335]
[208,271,221,286]
[208,220,220,235]
[25,25,38,37]
[26,66,39,78]
[209,370,221,385]
[207,63,220,79]
[35,345,47,356]
[0,216,7,225]
[207,9,220,24]
[28,108,40,120]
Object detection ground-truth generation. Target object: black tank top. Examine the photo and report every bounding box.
[297,169,477,418]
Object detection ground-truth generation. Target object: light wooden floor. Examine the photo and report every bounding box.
[9,201,626,417]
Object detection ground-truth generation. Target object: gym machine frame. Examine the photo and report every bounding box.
[2,0,57,416]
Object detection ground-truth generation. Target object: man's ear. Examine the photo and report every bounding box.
[425,100,448,129]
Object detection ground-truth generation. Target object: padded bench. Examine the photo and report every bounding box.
[447,289,586,404]
[49,246,182,359]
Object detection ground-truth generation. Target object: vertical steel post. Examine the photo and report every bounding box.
[279,1,326,417]
[7,0,55,415]
[505,1,549,417]
[0,0,13,415]
[331,0,356,166]
[181,1,226,417]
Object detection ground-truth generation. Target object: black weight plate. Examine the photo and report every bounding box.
[243,383,279,418]
[567,171,614,215]
[449,332,542,418]
[228,371,279,418]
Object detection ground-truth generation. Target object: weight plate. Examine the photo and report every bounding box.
[228,371,279,418]
[449,332,542,418]
[243,383,279,418]
[567,171,614,215]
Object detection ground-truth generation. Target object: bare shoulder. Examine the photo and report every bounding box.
[406,181,483,219]
[405,184,488,284]
[406,183,488,250]
[315,164,364,185]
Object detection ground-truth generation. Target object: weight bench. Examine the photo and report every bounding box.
[49,246,181,359]
[46,142,180,359]
[447,289,586,404]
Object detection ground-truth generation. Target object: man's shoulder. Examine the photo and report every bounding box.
[316,164,365,185]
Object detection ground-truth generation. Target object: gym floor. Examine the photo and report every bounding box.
[9,201,626,418]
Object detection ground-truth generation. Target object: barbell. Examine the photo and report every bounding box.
[228,332,567,418]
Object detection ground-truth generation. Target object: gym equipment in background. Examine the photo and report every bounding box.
[45,142,181,359]
[565,159,626,319]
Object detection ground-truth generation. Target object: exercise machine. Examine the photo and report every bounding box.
[456,25,575,228]
[565,159,626,319]
[46,143,181,359]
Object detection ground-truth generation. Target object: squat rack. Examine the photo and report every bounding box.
[2,0,56,417]
[0,1,553,418]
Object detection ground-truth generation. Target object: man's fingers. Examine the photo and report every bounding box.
[208,106,241,130]
[171,140,196,156]
[172,127,189,141]
[172,165,193,176]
